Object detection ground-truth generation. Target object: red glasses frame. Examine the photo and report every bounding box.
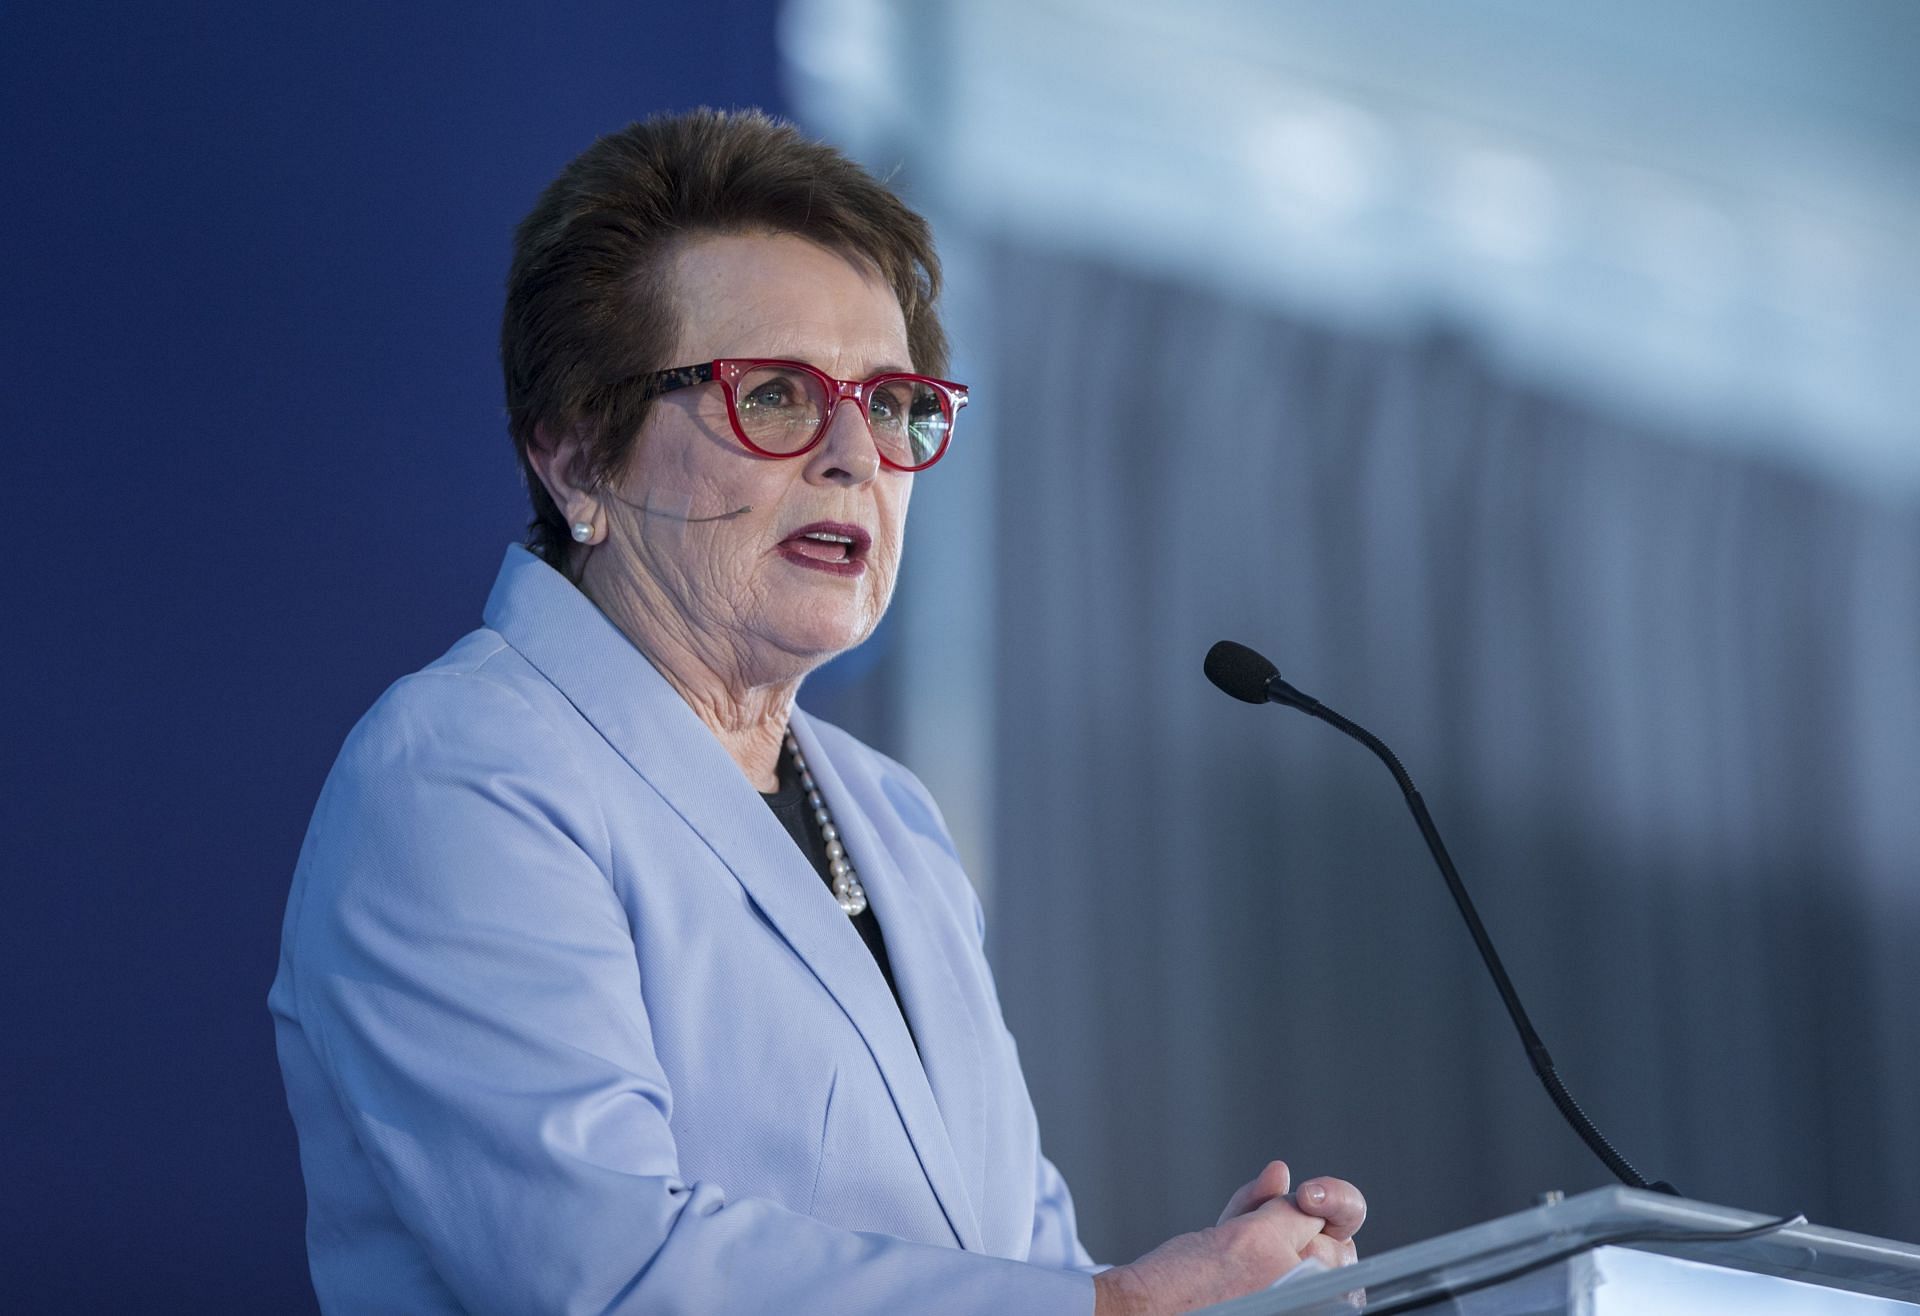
[636,358,969,472]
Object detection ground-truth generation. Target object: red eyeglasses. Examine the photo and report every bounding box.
[637,359,969,472]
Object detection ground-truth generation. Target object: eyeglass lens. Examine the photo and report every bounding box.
[734,366,951,467]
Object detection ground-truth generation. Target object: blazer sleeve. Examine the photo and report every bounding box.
[280,670,1095,1315]
[942,783,1101,1275]
[1032,1148,1100,1273]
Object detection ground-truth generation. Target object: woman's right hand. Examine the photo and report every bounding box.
[1092,1162,1366,1315]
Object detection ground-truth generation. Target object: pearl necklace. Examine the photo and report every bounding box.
[784,731,868,917]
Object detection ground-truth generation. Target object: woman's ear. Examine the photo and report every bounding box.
[529,421,603,545]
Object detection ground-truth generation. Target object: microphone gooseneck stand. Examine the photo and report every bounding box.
[1204,639,1677,1197]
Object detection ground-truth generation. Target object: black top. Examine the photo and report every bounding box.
[760,749,913,1039]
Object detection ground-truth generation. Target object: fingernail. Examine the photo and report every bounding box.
[1303,1184,1327,1206]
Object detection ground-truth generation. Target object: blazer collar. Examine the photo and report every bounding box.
[480,546,984,1251]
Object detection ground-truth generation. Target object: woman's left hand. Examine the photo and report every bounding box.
[1217,1160,1365,1269]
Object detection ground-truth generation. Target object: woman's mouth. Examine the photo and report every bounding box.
[777,521,871,577]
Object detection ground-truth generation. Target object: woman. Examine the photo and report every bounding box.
[270,108,1363,1314]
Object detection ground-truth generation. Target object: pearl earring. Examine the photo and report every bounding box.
[570,521,594,544]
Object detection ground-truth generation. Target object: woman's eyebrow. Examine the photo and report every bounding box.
[751,347,915,377]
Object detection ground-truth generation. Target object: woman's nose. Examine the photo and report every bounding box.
[805,398,882,485]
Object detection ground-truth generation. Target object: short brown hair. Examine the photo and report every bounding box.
[500,107,949,566]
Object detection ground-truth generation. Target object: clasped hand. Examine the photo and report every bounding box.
[1093,1161,1366,1315]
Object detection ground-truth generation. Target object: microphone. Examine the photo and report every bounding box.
[639,502,754,523]
[1203,639,1320,713]
[1204,639,1677,1197]
[600,488,755,523]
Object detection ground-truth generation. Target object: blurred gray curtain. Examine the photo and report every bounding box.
[978,242,1920,1261]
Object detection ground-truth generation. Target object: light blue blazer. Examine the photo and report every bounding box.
[269,546,1097,1314]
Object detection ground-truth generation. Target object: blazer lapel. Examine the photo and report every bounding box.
[790,712,988,1250]
[481,547,984,1251]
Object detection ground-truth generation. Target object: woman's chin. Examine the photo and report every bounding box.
[761,608,877,670]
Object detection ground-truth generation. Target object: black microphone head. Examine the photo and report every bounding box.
[1204,640,1280,704]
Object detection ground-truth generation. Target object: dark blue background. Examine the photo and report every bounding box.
[1,3,785,1305]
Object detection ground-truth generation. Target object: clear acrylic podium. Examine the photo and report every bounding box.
[1200,1186,1920,1314]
